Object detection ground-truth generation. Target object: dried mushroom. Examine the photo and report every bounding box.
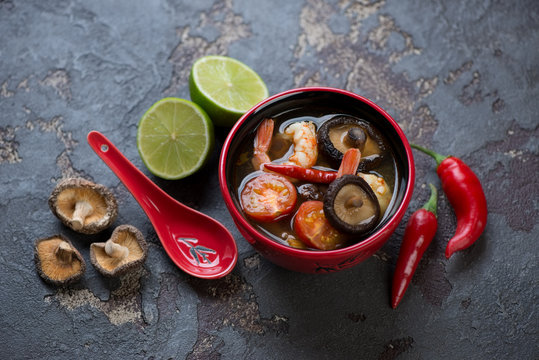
[49,178,118,234]
[317,115,387,171]
[90,225,147,277]
[323,175,381,235]
[34,234,85,286]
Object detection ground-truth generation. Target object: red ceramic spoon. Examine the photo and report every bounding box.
[87,131,237,279]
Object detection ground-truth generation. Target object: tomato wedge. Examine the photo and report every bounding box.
[293,201,346,250]
[240,173,297,222]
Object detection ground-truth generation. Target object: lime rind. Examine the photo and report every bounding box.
[193,57,267,112]
[189,55,268,127]
[137,97,214,180]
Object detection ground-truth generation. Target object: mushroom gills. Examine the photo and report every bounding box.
[49,178,118,234]
[57,189,106,226]
[328,125,382,166]
[90,225,147,277]
[323,175,381,235]
[92,233,143,270]
[34,235,85,285]
[334,184,378,226]
[318,115,387,171]
[344,195,363,209]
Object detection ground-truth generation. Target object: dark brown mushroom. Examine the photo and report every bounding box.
[48,178,118,234]
[34,234,85,286]
[90,225,147,277]
[297,183,323,201]
[323,175,380,235]
[317,115,387,171]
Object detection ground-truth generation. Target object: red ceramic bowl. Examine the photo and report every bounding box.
[219,87,415,273]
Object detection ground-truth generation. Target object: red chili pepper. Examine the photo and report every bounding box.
[263,149,360,182]
[263,163,337,183]
[392,184,438,309]
[411,144,488,259]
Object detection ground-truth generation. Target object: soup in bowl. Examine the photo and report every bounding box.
[219,87,414,273]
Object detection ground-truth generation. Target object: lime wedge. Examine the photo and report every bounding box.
[137,98,214,180]
[189,55,269,127]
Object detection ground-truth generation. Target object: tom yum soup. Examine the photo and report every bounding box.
[234,113,400,251]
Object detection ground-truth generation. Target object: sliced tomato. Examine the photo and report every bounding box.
[240,173,297,222]
[294,201,346,250]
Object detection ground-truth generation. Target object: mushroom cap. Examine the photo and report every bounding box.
[323,175,381,235]
[317,115,387,171]
[48,178,118,234]
[34,234,85,286]
[90,224,147,277]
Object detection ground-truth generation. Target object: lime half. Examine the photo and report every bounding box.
[137,98,214,180]
[189,55,269,127]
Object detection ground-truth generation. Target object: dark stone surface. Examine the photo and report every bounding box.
[1,0,537,359]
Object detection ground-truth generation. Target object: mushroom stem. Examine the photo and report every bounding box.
[72,200,94,230]
[55,241,74,264]
[344,127,366,150]
[345,196,364,209]
[104,240,129,260]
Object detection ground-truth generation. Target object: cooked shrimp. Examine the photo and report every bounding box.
[358,173,392,214]
[283,121,318,168]
[252,118,274,170]
[337,148,361,177]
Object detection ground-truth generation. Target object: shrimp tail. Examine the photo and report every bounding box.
[337,148,361,177]
[252,118,274,170]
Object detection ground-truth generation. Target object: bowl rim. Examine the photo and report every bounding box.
[219,86,415,258]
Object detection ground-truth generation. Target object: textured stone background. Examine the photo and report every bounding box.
[1,0,537,359]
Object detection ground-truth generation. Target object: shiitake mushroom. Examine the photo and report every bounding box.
[317,115,387,171]
[34,234,85,286]
[297,183,323,201]
[323,175,380,235]
[48,178,118,234]
[90,224,147,277]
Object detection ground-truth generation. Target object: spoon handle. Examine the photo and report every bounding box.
[87,131,183,217]
[87,130,238,279]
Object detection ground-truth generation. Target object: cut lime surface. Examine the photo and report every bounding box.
[189,55,269,127]
[137,98,214,180]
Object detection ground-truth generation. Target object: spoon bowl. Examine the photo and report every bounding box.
[88,131,238,279]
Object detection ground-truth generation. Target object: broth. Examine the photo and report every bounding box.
[232,108,403,250]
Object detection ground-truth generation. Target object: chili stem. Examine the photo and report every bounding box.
[410,143,448,167]
[422,183,438,217]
